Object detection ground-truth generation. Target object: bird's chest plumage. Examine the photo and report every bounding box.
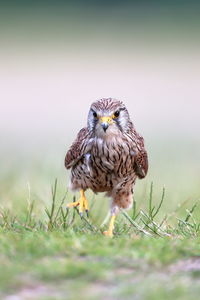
[89,137,134,177]
[70,136,136,193]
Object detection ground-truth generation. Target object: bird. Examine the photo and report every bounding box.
[65,98,148,237]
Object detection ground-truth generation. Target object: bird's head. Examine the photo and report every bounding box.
[87,98,131,137]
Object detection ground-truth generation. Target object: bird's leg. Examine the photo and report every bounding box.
[67,189,89,217]
[103,215,116,238]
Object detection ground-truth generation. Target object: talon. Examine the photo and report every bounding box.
[85,210,89,218]
[66,202,78,208]
[103,230,113,238]
[66,190,89,217]
[103,215,116,238]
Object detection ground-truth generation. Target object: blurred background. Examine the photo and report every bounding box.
[0,0,199,218]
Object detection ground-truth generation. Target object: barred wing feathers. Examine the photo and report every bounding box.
[65,127,90,169]
[133,133,148,179]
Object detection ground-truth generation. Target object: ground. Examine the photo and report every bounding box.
[0,177,200,300]
[0,232,200,300]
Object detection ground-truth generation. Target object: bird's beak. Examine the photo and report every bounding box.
[99,116,113,132]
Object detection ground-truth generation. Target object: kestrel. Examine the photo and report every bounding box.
[65,98,148,237]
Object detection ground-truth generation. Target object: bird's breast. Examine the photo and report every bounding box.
[70,136,136,193]
[88,137,134,176]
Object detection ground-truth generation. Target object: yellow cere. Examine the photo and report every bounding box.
[99,116,113,124]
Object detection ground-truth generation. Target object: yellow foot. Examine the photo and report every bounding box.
[67,190,89,218]
[103,230,113,238]
[103,215,116,238]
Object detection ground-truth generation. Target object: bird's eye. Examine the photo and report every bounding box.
[93,111,97,118]
[114,110,120,118]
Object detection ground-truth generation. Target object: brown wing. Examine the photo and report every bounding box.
[133,134,148,179]
[65,127,90,169]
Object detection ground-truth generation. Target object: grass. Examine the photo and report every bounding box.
[0,178,200,300]
[1,180,199,238]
